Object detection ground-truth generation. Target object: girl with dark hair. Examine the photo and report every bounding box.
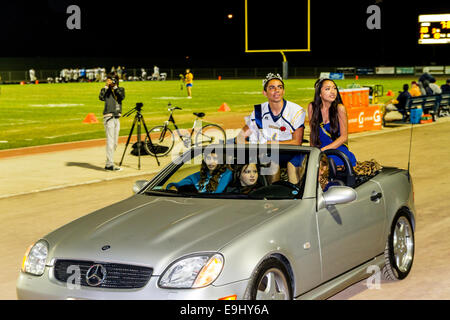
[167,152,232,193]
[307,78,357,166]
[287,78,356,184]
[226,163,263,194]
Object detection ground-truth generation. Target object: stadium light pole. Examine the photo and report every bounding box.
[281,51,288,80]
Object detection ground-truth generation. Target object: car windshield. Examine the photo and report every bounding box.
[143,145,310,200]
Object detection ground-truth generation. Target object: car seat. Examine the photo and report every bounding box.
[327,157,345,186]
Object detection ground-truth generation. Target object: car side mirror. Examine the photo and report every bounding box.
[133,180,149,194]
[318,186,357,210]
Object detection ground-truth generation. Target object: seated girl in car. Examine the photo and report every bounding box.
[226,163,264,194]
[167,152,232,193]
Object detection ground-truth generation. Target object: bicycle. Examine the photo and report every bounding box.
[144,103,226,156]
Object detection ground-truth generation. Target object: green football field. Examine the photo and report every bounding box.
[0,76,445,150]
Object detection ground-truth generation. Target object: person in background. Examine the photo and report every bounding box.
[184,69,194,98]
[409,81,422,97]
[29,69,36,83]
[429,78,442,95]
[152,65,160,80]
[99,73,125,171]
[384,84,411,121]
[141,68,147,81]
[441,79,450,93]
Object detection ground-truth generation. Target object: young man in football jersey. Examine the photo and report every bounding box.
[236,73,306,182]
[237,73,305,145]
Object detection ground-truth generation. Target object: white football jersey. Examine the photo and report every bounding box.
[246,100,305,143]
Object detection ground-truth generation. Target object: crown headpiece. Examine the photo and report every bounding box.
[262,73,283,89]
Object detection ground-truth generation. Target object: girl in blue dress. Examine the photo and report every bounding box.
[167,152,232,193]
[308,78,357,167]
[288,78,357,184]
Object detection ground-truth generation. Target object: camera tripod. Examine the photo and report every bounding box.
[119,102,160,169]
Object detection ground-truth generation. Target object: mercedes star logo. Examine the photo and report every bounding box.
[86,264,107,287]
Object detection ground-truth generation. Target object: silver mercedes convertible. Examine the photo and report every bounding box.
[17,145,415,300]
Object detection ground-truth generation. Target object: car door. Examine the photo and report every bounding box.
[316,180,386,282]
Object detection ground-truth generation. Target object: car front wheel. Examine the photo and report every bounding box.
[244,258,292,300]
[382,209,415,280]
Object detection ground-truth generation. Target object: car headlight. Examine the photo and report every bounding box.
[21,240,49,276]
[159,253,224,289]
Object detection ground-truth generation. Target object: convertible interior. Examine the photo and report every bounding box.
[146,147,381,200]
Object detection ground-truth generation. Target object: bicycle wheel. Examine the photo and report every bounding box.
[144,125,175,157]
[194,124,226,147]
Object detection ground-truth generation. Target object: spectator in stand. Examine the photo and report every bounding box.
[409,81,422,97]
[421,80,434,95]
[418,72,435,95]
[418,72,435,85]
[80,68,86,82]
[87,69,95,82]
[72,69,79,82]
[141,68,147,81]
[121,66,127,80]
[429,78,442,94]
[384,84,411,121]
[152,65,160,80]
[29,69,36,82]
[100,68,106,82]
[441,79,450,93]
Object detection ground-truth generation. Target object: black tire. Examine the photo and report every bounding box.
[382,209,415,281]
[243,258,292,300]
[144,125,175,157]
[194,124,226,147]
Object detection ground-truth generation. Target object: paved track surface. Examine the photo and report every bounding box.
[1,116,450,300]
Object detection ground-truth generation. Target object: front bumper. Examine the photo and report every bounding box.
[16,268,249,300]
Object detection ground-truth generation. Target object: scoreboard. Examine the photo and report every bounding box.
[418,14,450,44]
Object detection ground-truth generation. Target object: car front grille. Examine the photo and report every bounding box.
[53,259,153,289]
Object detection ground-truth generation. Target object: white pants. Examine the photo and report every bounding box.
[104,117,120,167]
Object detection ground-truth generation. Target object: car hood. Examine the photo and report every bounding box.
[46,194,296,274]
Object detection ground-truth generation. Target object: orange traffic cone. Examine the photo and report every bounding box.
[386,90,394,96]
[218,103,231,112]
[83,113,99,123]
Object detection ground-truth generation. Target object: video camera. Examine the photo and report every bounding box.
[135,102,143,112]
[123,102,144,117]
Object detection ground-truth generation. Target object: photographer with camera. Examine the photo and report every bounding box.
[99,73,125,171]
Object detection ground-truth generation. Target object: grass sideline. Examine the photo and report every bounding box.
[0,77,445,150]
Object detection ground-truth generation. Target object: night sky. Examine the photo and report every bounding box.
[1,0,449,69]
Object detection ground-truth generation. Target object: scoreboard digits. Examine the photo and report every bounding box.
[418,14,450,44]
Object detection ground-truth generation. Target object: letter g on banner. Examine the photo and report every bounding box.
[373,109,381,124]
[358,111,365,126]
[66,5,81,30]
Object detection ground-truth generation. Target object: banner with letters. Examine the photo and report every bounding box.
[347,105,382,133]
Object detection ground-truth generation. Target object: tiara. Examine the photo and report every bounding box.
[262,73,283,88]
